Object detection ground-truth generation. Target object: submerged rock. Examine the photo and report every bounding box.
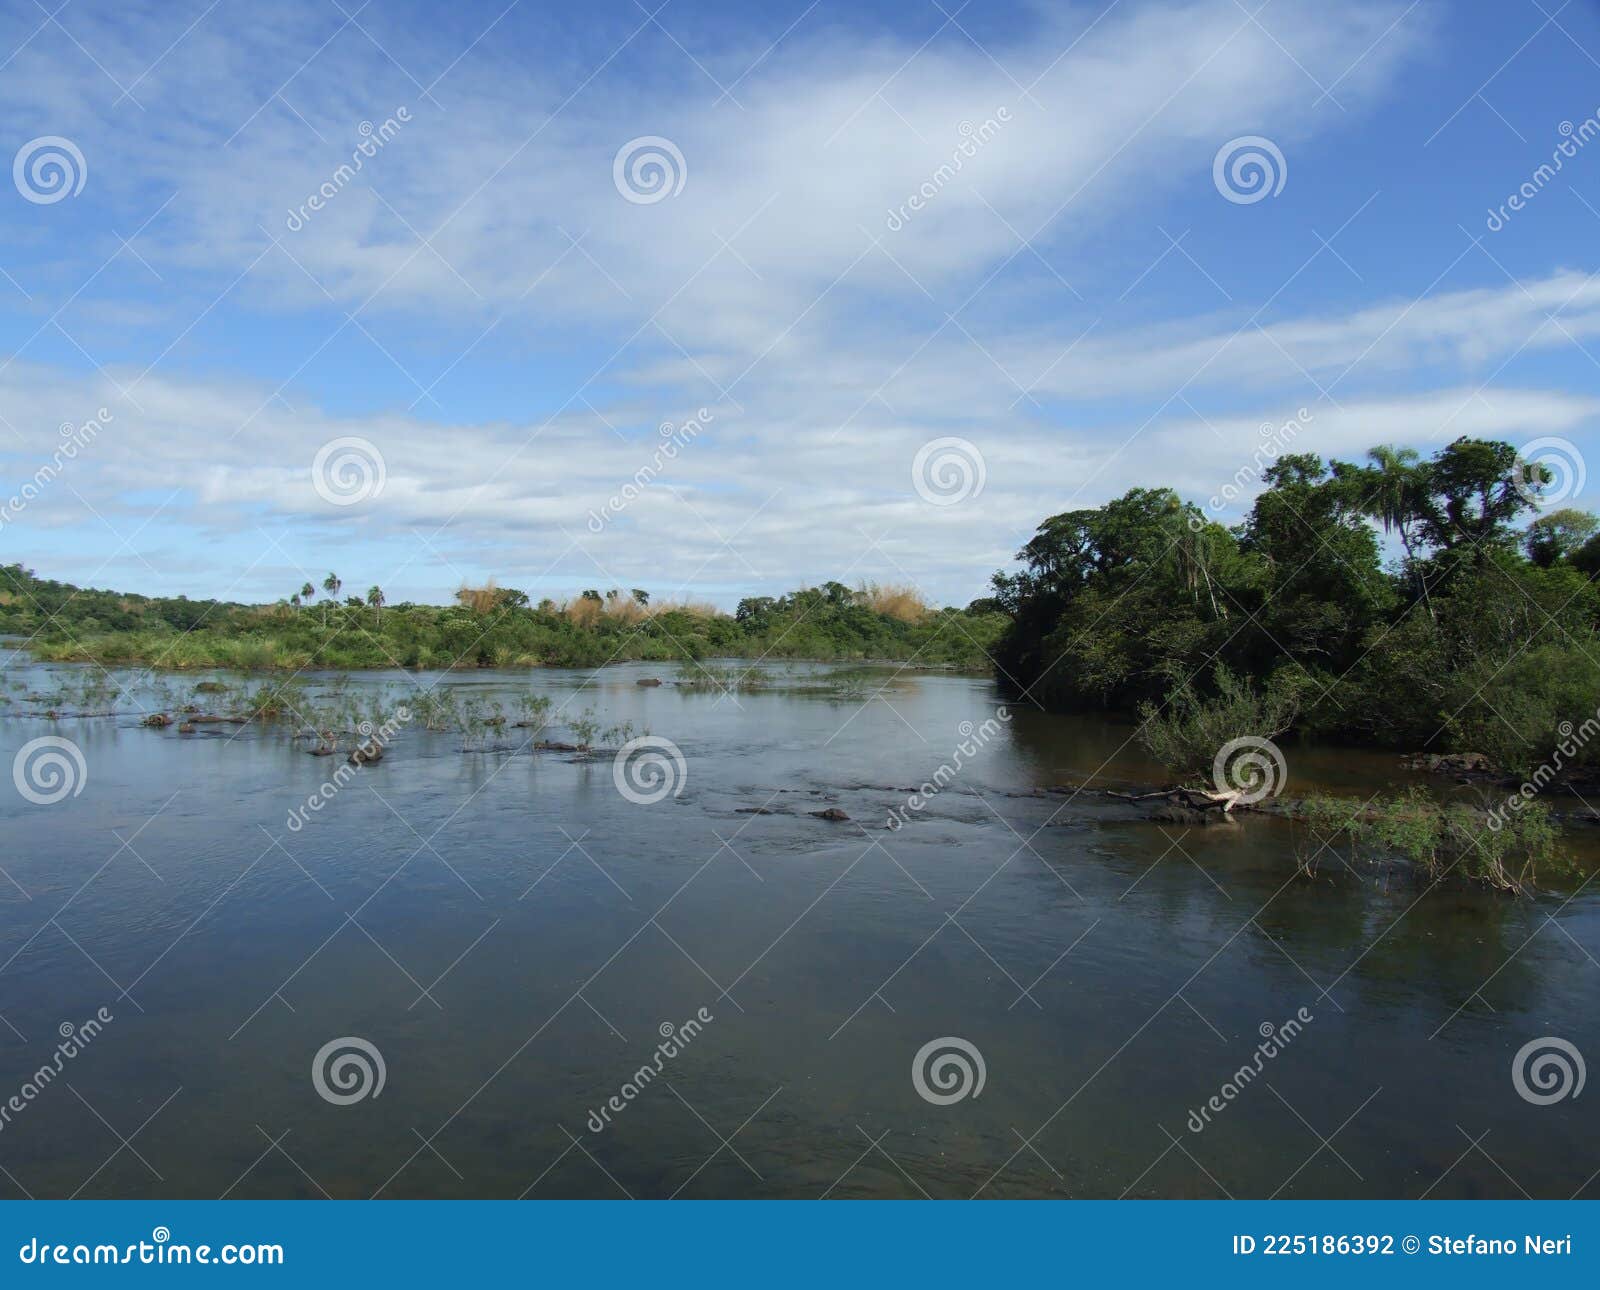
[1404,751,1490,774]
[636,678,663,687]
[177,721,196,734]
[349,740,384,766]
[810,807,851,822]
[142,712,172,728]
[1146,804,1235,827]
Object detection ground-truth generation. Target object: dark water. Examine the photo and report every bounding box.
[0,652,1595,1200]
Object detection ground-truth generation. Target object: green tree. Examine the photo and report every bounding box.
[1237,453,1393,670]
[321,572,341,626]
[1523,509,1598,567]
[1413,437,1535,558]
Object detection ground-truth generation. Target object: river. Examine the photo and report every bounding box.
[0,652,1594,1198]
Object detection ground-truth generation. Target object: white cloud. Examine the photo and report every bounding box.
[7,0,1594,606]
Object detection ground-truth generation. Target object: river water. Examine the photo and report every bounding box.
[0,652,1595,1199]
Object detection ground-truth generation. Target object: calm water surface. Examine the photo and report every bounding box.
[1,652,1595,1199]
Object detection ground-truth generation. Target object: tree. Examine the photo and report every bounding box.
[1523,509,1598,567]
[631,588,650,606]
[1347,444,1430,616]
[736,596,776,628]
[580,589,602,603]
[1239,453,1393,667]
[321,572,341,626]
[300,581,315,608]
[991,487,1231,708]
[1360,446,1424,555]
[366,585,385,625]
[1413,437,1535,557]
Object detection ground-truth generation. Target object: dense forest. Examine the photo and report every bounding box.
[990,437,1599,777]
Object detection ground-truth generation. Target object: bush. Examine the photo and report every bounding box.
[1297,788,1564,891]
[1137,666,1309,778]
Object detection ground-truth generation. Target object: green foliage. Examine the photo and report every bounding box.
[1298,789,1564,891]
[0,564,1004,674]
[1137,666,1309,777]
[1524,508,1598,567]
[994,437,1600,781]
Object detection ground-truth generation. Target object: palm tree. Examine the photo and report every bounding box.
[366,585,385,626]
[1364,445,1431,617]
[322,572,341,626]
[300,581,315,611]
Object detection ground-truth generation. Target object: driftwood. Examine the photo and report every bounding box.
[1104,785,1247,812]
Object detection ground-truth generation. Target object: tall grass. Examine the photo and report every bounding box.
[857,581,930,622]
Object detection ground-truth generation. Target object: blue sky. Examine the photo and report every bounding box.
[1,0,1598,608]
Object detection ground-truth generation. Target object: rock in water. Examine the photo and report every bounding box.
[636,678,663,687]
[810,807,850,822]
[349,740,384,766]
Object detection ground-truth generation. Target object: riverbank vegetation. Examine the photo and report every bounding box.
[1,567,1006,672]
[992,438,1600,781]
[1293,790,1564,891]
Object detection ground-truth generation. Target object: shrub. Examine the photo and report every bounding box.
[1296,788,1564,890]
[1137,666,1309,778]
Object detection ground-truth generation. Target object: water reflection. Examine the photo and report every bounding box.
[0,657,1594,1198]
